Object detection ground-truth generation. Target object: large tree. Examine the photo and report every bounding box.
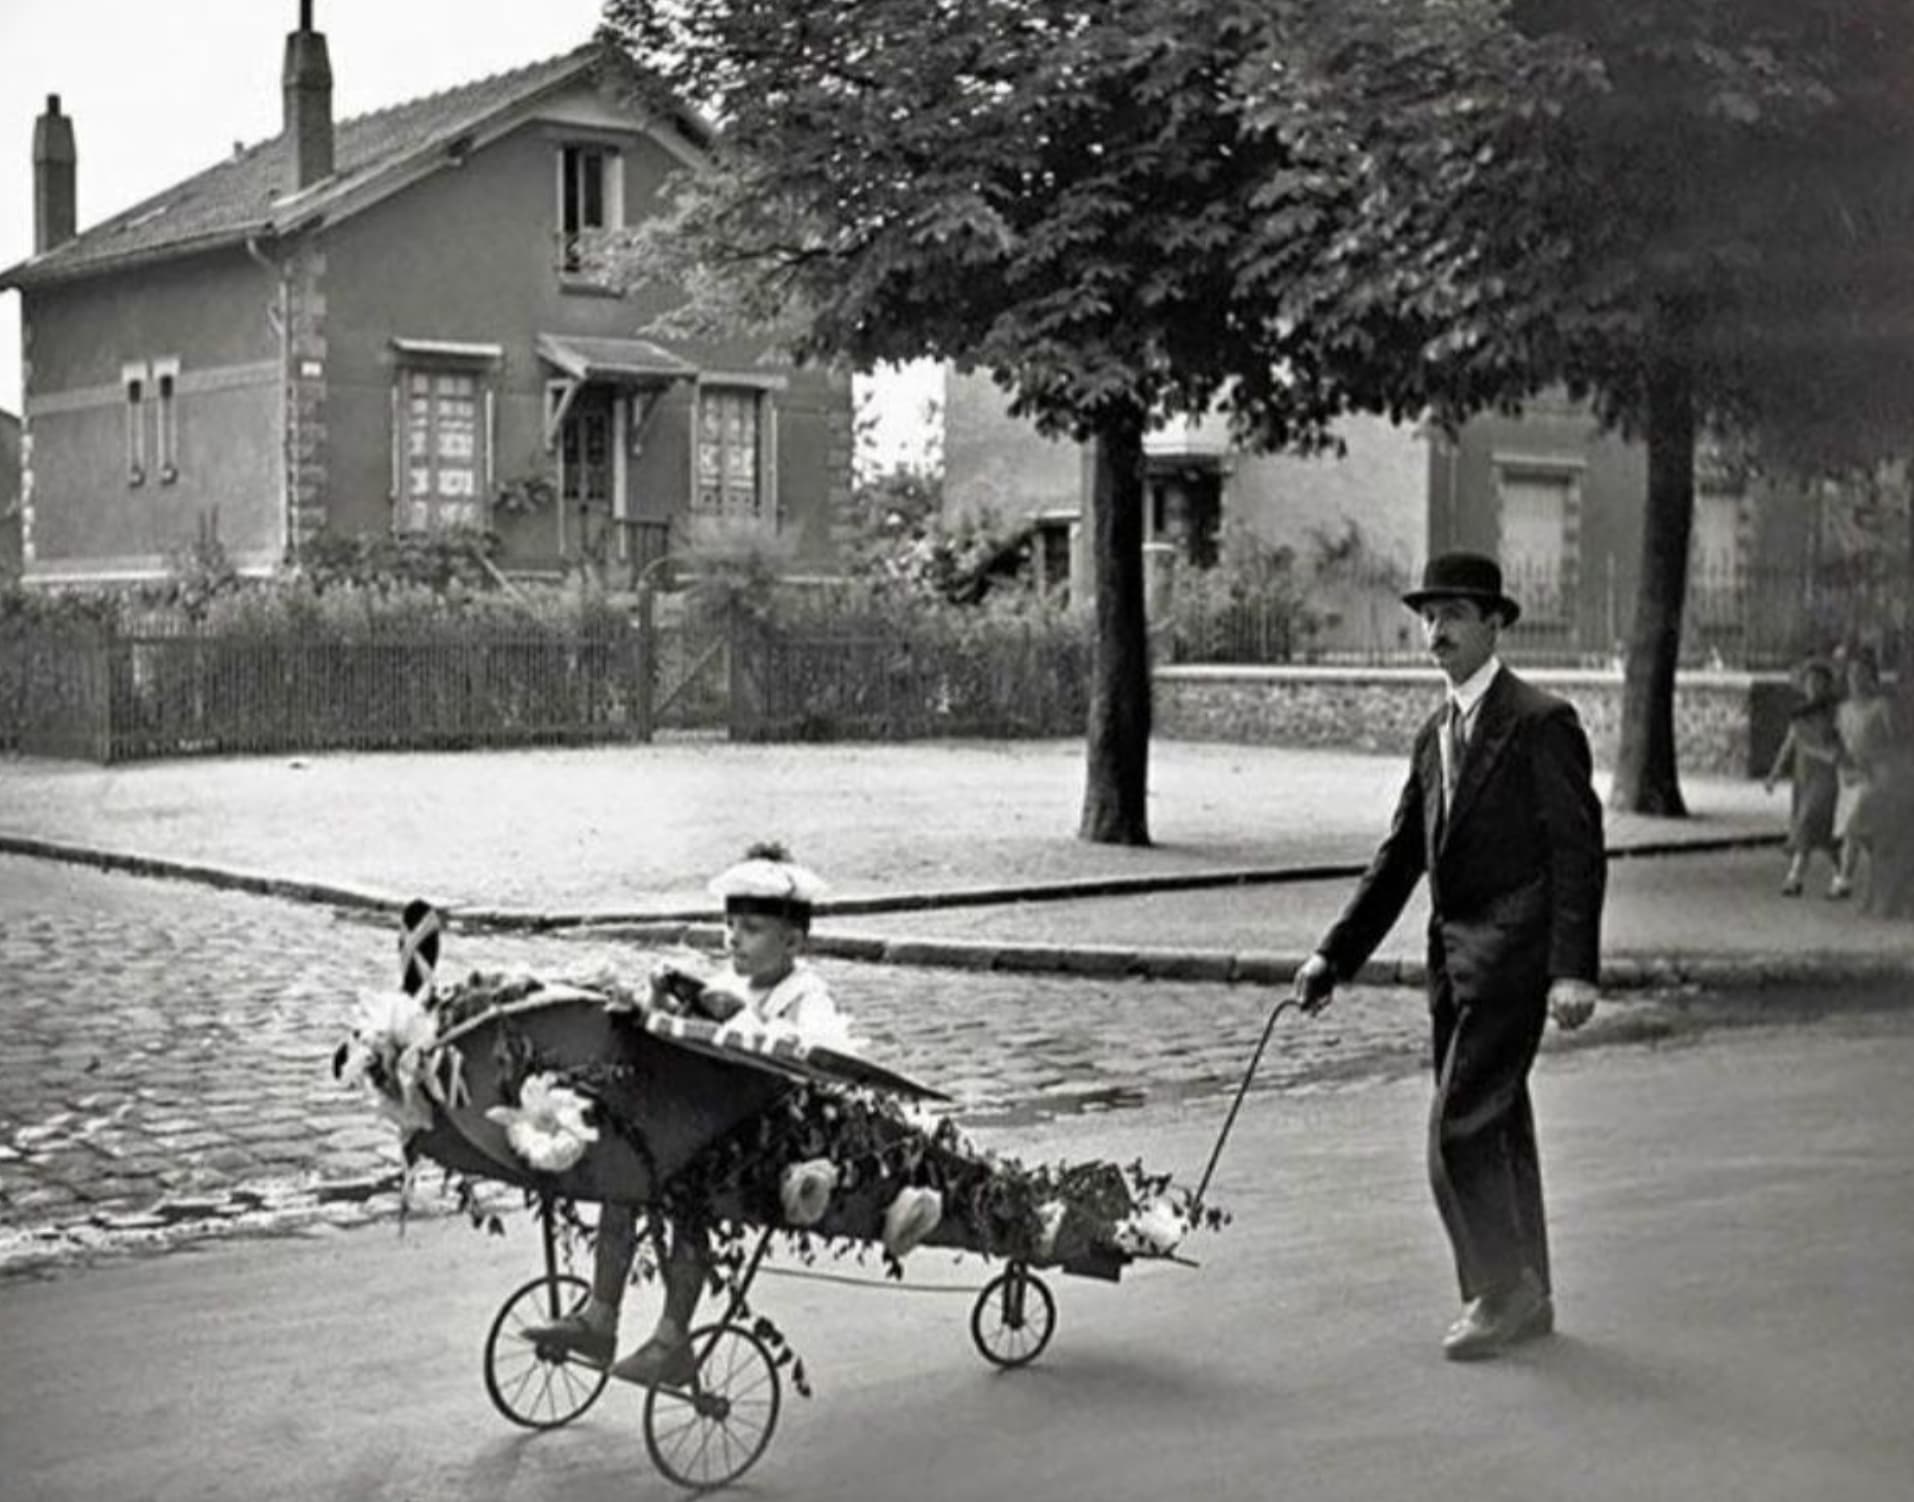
[595,0,1358,844]
[1249,0,1914,813]
[599,0,1914,829]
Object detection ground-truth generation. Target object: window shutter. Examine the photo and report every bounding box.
[389,377,402,508]
[483,387,496,511]
[760,395,779,530]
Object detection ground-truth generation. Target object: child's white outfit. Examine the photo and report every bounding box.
[706,959,852,1050]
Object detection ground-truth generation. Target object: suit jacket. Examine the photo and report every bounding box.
[1319,668,1605,1004]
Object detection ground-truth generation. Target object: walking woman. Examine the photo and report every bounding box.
[1833,648,1895,900]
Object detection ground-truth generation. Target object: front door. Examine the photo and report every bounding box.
[557,387,615,559]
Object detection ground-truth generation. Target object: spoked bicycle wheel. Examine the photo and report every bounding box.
[970,1263,1056,1368]
[643,1322,782,1491]
[483,1272,612,1429]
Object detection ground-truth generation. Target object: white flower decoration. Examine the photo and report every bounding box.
[486,1074,600,1175]
[882,1186,944,1259]
[1112,1197,1190,1257]
[779,1158,840,1227]
[336,988,442,1137]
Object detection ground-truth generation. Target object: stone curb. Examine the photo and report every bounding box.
[454,833,1787,930]
[0,834,409,913]
[550,920,1912,994]
[12,827,1874,994]
[1,827,1783,933]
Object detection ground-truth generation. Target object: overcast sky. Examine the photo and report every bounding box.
[0,0,938,467]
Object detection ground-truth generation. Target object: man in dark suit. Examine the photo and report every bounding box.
[1294,552,1605,1360]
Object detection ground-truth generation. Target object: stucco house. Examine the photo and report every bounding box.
[0,5,852,588]
[1430,394,1904,666]
[946,367,1894,667]
[941,368,1427,653]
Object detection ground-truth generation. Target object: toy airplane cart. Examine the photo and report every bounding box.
[335,902,1239,1492]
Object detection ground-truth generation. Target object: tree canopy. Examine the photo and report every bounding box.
[599,0,1914,822]
[1257,0,1914,810]
[600,0,1368,451]
[598,0,1378,842]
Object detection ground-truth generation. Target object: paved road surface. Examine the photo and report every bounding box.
[3,1014,1909,1502]
[0,855,1431,1258]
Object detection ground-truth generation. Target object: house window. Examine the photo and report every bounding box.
[557,145,622,273]
[1689,488,1744,629]
[154,357,180,483]
[1691,490,1742,587]
[1495,464,1577,621]
[399,369,484,531]
[1035,517,1075,604]
[122,361,148,486]
[695,388,763,520]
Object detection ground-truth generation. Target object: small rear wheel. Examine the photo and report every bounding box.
[971,1263,1055,1369]
[483,1272,611,1429]
[644,1322,782,1491]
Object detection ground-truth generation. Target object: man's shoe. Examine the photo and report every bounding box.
[521,1313,615,1366]
[610,1335,698,1389]
[1510,1290,1555,1343]
[1443,1275,1549,1362]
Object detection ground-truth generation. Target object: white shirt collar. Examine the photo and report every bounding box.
[1449,656,1502,720]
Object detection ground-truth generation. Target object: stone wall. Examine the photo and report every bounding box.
[1155,664,1791,777]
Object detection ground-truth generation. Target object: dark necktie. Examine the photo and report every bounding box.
[1441,698,1467,817]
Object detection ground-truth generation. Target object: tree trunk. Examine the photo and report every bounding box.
[1611,356,1695,816]
[1079,413,1152,845]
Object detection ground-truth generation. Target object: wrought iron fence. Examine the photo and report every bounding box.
[4,621,653,763]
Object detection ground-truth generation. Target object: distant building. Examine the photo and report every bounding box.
[0,4,852,587]
[946,366,1896,667]
[942,368,1426,653]
[1430,395,1901,665]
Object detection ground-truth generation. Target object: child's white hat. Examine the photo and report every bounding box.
[709,844,828,928]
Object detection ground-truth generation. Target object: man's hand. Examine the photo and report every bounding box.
[1548,978,1599,1031]
[1293,953,1337,1015]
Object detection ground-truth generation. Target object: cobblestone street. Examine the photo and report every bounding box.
[0,855,1431,1269]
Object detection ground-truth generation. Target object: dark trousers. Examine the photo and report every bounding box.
[1427,988,1552,1301]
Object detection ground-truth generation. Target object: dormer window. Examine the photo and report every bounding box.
[557,143,623,276]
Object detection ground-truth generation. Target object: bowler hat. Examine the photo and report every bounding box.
[1401,551,1521,626]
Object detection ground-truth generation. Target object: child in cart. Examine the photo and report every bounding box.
[525,843,871,1386]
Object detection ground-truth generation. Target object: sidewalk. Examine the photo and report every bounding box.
[0,739,1780,912]
[3,738,1909,988]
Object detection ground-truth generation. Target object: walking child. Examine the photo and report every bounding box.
[1765,659,1843,897]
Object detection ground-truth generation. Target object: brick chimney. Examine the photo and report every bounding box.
[283,0,334,190]
[32,94,76,253]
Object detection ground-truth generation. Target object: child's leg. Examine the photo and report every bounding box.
[582,1203,640,1328]
[649,1219,711,1347]
[1833,836,1861,896]
[609,1218,707,1385]
[524,1202,636,1357]
[1782,850,1807,893]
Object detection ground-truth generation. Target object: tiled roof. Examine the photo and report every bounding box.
[2,43,655,288]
